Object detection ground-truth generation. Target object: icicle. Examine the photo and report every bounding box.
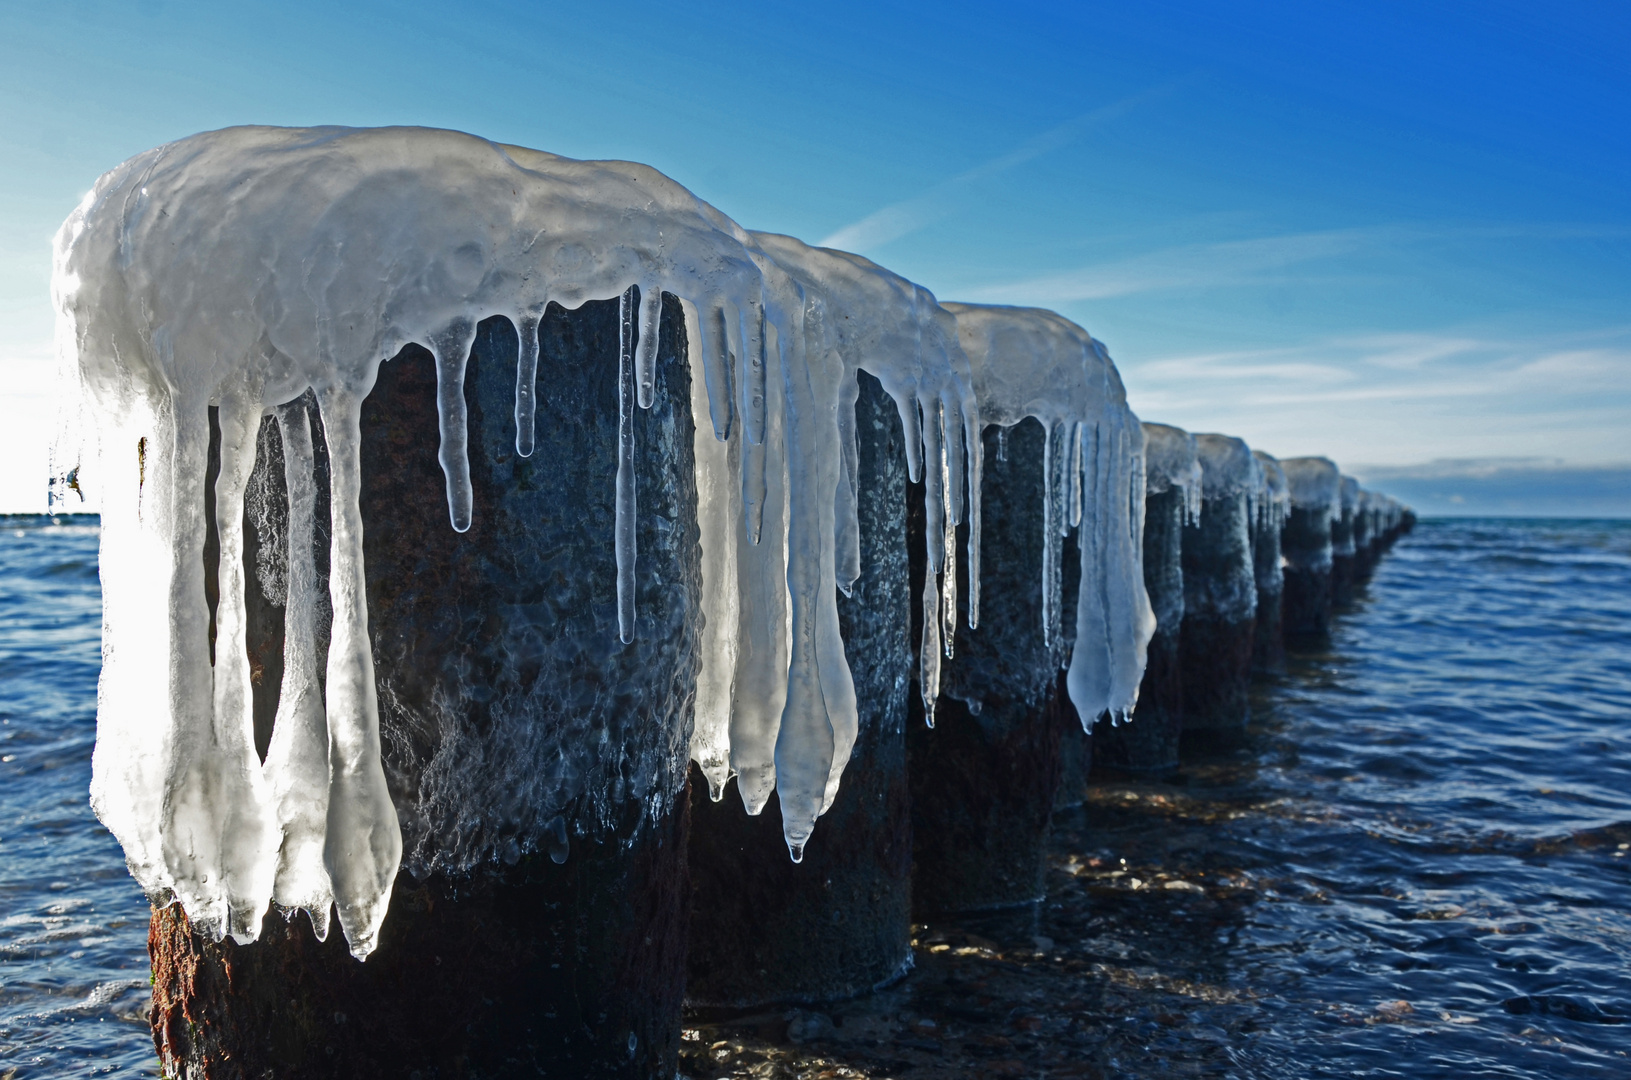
[940,416,957,660]
[429,318,478,533]
[727,357,789,817]
[898,393,924,483]
[697,300,734,441]
[772,301,858,858]
[1040,421,1059,647]
[1068,421,1084,530]
[834,372,862,596]
[266,394,333,940]
[922,398,946,575]
[317,385,403,961]
[87,403,174,908]
[635,285,663,409]
[616,287,639,644]
[943,393,967,526]
[996,425,1008,463]
[740,300,768,446]
[742,439,767,546]
[160,394,258,944]
[966,413,983,630]
[208,396,276,944]
[514,311,541,457]
[920,565,942,726]
[685,301,739,803]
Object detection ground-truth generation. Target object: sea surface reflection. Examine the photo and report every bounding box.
[2,518,1628,1078]
[684,519,1631,1078]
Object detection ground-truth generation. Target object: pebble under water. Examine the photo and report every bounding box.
[2,517,1629,1078]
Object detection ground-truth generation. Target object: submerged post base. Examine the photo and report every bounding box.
[1179,613,1255,749]
[148,804,689,1080]
[907,687,1069,915]
[685,371,913,1008]
[1283,565,1333,645]
[1093,626,1183,776]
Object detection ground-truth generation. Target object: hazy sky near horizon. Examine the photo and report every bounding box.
[2,0,1628,513]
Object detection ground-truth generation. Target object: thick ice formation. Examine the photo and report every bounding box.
[1251,450,1290,593]
[1352,488,1374,550]
[1281,457,1341,570]
[1189,434,1262,624]
[1141,423,1202,525]
[1334,475,1361,557]
[56,126,790,957]
[1193,434,1260,501]
[1252,450,1290,533]
[943,303,1155,727]
[55,124,1158,953]
[686,232,977,853]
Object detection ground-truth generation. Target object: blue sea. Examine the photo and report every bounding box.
[2,516,1629,1078]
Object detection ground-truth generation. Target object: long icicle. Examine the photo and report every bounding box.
[966,413,983,630]
[161,395,236,943]
[616,287,639,644]
[514,311,541,457]
[429,317,478,533]
[266,394,334,941]
[940,405,957,660]
[317,384,402,961]
[207,395,275,945]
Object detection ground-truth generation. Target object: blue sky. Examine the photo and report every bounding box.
[2,0,1627,514]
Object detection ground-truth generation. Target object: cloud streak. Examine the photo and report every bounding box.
[817,83,1180,253]
[1114,325,1631,468]
[961,222,1631,304]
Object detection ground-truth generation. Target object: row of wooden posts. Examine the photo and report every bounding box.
[146,302,1413,1079]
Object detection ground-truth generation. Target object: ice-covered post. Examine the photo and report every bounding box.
[1332,474,1360,607]
[906,416,1069,912]
[1090,423,1198,776]
[908,303,1151,914]
[54,127,821,1079]
[685,371,914,1005]
[1280,457,1341,642]
[683,234,974,1005]
[1351,488,1377,582]
[1177,434,1260,744]
[153,300,702,1076]
[1250,450,1290,675]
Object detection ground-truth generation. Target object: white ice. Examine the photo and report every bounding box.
[1140,423,1203,525]
[56,125,1159,952]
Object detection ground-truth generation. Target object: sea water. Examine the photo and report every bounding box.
[3,516,1629,1078]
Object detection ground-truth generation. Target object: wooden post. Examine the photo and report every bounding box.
[150,296,700,1078]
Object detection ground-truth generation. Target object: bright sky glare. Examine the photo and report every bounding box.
[2,0,1627,513]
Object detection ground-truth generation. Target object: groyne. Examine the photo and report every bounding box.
[52,125,1414,1076]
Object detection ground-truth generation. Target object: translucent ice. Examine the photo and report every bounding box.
[1142,423,1203,526]
[942,303,1155,727]
[56,125,1160,950]
[56,126,776,957]
[1281,457,1342,571]
[1188,433,1262,624]
[1252,449,1290,534]
[1334,474,1361,557]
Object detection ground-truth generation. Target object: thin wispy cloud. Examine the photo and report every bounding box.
[969,229,1384,303]
[962,222,1631,305]
[1118,325,1631,467]
[817,83,1181,253]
